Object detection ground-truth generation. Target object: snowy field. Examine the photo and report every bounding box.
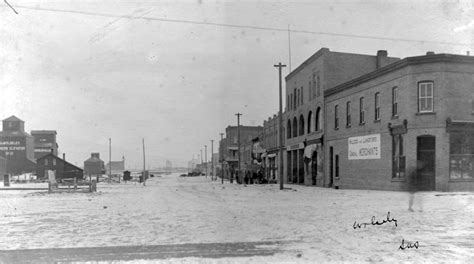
[0,173,473,263]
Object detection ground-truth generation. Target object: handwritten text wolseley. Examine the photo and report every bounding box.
[353,212,398,229]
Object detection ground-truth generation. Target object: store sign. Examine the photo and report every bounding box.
[0,140,26,156]
[348,134,381,160]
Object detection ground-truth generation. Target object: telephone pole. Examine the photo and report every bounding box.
[204,145,208,179]
[274,62,286,190]
[142,138,146,186]
[109,138,111,178]
[220,132,224,184]
[235,112,242,184]
[211,140,214,181]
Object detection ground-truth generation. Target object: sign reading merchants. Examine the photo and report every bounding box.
[348,134,381,160]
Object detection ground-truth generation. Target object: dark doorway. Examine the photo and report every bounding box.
[417,136,436,191]
[329,147,334,187]
[311,151,317,185]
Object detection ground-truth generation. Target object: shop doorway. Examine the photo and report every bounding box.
[417,135,436,191]
[329,147,334,187]
[311,151,317,185]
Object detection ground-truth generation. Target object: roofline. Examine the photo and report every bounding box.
[3,115,24,122]
[285,48,329,81]
[324,53,474,97]
[37,153,83,171]
[31,130,57,135]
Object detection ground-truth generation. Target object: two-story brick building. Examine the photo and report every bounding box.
[284,48,400,186]
[220,125,262,182]
[324,52,474,191]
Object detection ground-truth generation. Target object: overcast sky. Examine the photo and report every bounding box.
[1,0,472,168]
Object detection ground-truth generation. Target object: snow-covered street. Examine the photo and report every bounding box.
[0,173,473,263]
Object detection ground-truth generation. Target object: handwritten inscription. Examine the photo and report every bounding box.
[353,212,398,229]
[399,239,419,250]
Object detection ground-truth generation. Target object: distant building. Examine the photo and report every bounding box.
[220,125,262,181]
[106,157,125,175]
[36,153,83,180]
[165,160,172,172]
[84,153,105,177]
[0,116,36,175]
[31,130,58,159]
[262,114,282,183]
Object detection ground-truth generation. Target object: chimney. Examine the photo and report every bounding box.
[426,51,435,55]
[376,50,388,69]
[467,51,470,56]
[63,153,66,161]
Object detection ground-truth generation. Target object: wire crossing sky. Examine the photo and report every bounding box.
[1,0,472,168]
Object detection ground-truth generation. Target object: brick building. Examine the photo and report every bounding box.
[31,130,58,159]
[324,53,474,191]
[36,153,83,180]
[261,114,281,183]
[0,116,36,174]
[284,48,400,186]
[220,125,262,182]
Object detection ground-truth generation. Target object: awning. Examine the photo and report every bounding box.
[267,153,277,158]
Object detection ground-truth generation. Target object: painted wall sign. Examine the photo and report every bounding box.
[348,134,381,160]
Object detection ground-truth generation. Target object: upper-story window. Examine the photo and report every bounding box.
[360,97,365,124]
[346,101,351,127]
[471,98,474,114]
[53,159,56,166]
[294,88,297,110]
[308,80,312,100]
[316,74,321,97]
[312,73,316,99]
[375,92,381,121]
[418,82,434,113]
[301,87,304,105]
[392,87,398,117]
[334,105,339,130]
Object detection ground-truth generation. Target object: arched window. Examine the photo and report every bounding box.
[315,107,321,131]
[287,119,292,139]
[293,117,298,138]
[299,114,305,136]
[307,111,313,133]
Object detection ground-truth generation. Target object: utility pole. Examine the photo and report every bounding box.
[220,132,224,184]
[274,62,286,190]
[142,138,146,186]
[235,112,242,184]
[204,145,208,179]
[211,140,214,181]
[109,138,111,179]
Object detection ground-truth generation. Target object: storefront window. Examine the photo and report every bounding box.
[450,132,474,179]
[392,134,405,178]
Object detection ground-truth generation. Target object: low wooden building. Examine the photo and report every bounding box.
[36,153,83,180]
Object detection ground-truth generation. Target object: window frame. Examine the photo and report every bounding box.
[346,101,351,127]
[359,97,365,124]
[334,105,339,130]
[392,87,398,117]
[374,92,381,121]
[418,81,434,113]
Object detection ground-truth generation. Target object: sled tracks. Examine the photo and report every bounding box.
[0,240,288,263]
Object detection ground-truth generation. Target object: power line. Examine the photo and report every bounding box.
[13,4,472,47]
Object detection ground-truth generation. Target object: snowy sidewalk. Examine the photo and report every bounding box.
[0,174,472,263]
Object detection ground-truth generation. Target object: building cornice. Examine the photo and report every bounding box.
[324,54,474,97]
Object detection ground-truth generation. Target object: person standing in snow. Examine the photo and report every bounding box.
[407,160,423,212]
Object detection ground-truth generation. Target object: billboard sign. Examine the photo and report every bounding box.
[348,134,381,160]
